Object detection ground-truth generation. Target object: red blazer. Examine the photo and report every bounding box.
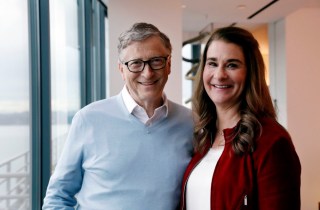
[180,118,301,210]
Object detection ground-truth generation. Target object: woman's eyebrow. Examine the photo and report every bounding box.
[206,57,244,64]
[227,58,244,64]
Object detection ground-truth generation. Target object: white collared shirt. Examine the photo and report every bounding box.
[121,86,168,125]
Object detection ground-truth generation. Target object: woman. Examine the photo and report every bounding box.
[180,27,301,210]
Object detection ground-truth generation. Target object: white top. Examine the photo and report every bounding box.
[186,146,224,210]
[121,86,168,125]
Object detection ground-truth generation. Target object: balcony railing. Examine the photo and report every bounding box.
[0,151,30,210]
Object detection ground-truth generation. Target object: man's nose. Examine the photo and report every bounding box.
[141,63,154,77]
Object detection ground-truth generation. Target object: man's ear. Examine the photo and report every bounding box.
[118,60,126,81]
[118,60,122,72]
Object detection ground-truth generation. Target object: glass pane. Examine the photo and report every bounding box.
[50,0,81,171]
[0,0,31,209]
[91,0,100,101]
[182,44,193,109]
[105,15,109,98]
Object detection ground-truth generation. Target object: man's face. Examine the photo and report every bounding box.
[118,36,171,107]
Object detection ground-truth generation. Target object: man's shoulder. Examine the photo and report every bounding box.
[79,94,123,115]
[88,94,120,106]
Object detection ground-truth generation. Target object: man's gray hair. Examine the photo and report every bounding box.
[117,22,172,57]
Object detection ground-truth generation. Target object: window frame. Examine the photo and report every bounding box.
[28,0,108,209]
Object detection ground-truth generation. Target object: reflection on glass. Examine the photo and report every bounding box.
[50,0,81,171]
[0,0,31,209]
[105,16,109,97]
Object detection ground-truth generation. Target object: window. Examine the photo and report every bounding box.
[0,0,109,209]
[0,0,31,209]
[49,0,82,171]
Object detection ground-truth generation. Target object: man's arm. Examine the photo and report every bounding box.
[42,112,85,209]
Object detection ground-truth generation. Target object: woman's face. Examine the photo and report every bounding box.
[203,40,247,110]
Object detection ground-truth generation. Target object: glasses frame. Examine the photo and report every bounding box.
[122,56,170,73]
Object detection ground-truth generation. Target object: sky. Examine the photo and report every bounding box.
[0,0,81,113]
[0,0,30,113]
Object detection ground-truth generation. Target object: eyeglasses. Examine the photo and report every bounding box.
[122,56,169,73]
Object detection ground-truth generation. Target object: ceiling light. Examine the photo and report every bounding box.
[237,5,246,9]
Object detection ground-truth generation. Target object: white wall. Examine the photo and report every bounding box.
[271,7,320,210]
[106,0,183,104]
[286,8,320,210]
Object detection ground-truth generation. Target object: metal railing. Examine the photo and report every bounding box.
[0,151,30,210]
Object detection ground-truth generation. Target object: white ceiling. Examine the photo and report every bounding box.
[182,0,320,32]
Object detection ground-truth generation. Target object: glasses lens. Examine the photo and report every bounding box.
[128,60,144,72]
[149,57,166,70]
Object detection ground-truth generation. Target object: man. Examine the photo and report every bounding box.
[42,22,194,210]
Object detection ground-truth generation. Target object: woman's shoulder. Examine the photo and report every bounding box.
[255,117,296,158]
[253,117,301,180]
[258,117,290,139]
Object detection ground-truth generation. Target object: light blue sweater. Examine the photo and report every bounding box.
[43,94,194,210]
